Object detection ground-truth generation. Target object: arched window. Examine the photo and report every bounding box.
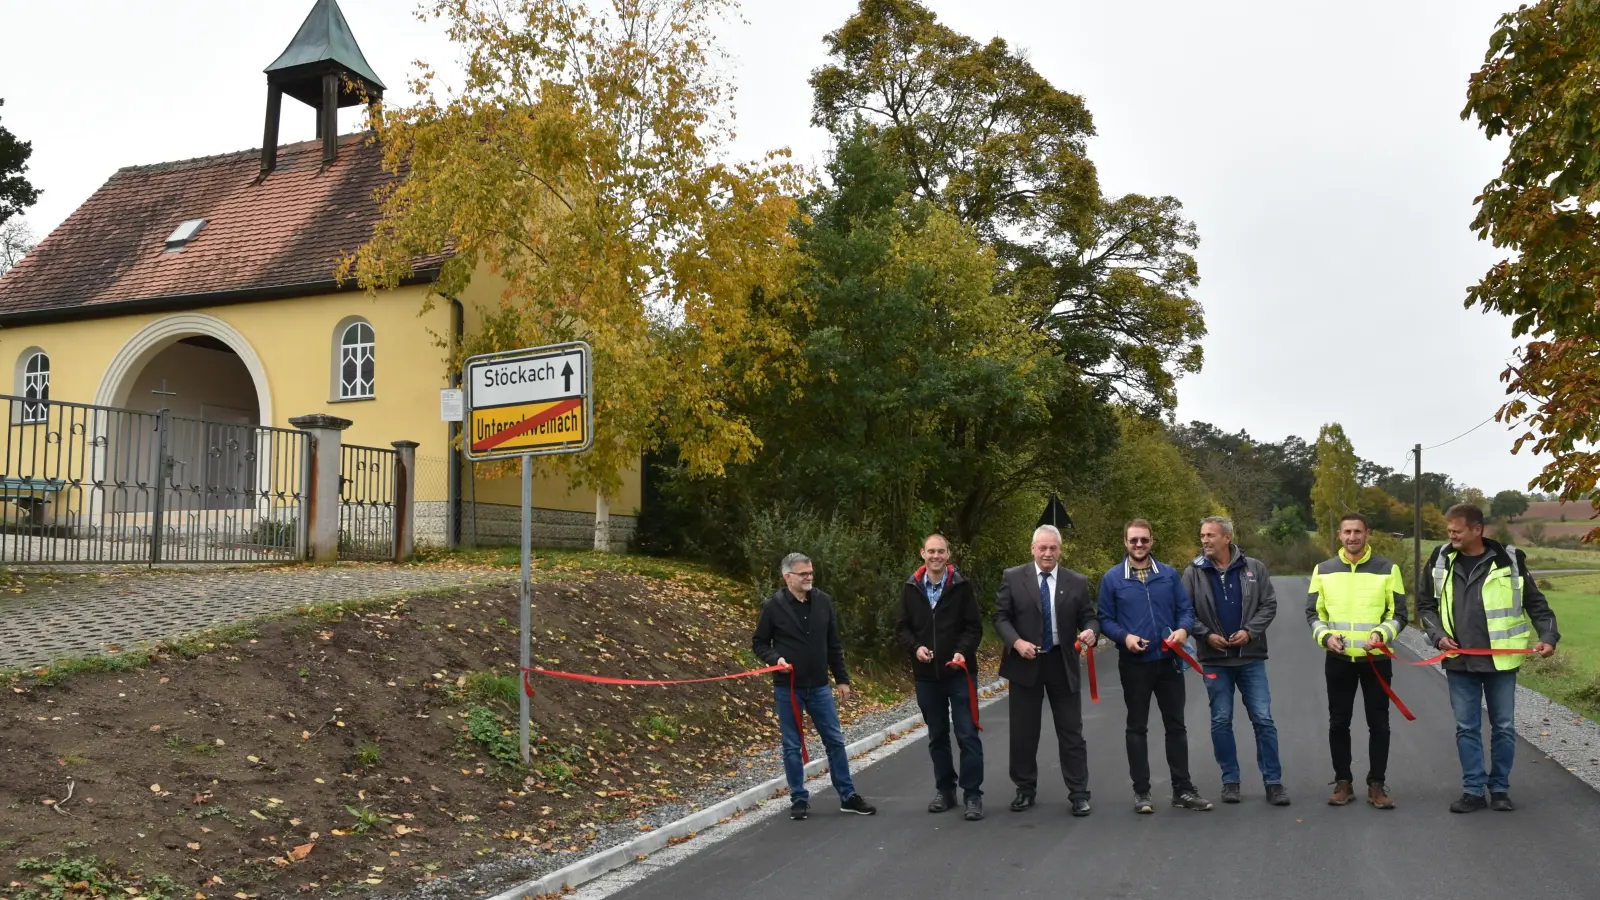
[21,351,49,423]
[338,321,375,400]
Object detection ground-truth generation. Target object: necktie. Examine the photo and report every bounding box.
[1040,570,1055,653]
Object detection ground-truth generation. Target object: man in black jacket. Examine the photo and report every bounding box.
[751,552,877,821]
[895,534,985,820]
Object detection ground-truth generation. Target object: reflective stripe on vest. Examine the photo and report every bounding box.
[1437,543,1532,671]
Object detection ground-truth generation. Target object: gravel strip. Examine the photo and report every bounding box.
[397,675,1003,900]
[1393,628,1600,791]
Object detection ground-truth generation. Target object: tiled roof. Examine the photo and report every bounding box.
[0,134,433,321]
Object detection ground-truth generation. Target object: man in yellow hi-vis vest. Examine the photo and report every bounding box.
[1417,504,1558,814]
[1307,512,1407,810]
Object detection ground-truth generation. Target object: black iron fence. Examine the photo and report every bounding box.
[339,443,396,560]
[0,394,308,565]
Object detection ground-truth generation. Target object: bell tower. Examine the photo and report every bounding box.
[260,0,386,174]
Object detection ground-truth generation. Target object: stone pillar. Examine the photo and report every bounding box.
[593,492,611,552]
[392,441,419,563]
[289,414,352,563]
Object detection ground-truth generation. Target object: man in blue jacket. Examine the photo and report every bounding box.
[1098,519,1213,814]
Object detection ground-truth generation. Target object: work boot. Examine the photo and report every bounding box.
[963,797,985,821]
[927,790,956,813]
[1449,792,1488,813]
[1266,784,1292,806]
[1328,780,1355,806]
[1367,782,1395,809]
[1220,782,1241,804]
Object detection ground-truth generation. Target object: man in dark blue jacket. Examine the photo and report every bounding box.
[1097,519,1212,814]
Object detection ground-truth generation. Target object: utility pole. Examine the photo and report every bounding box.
[1413,443,1423,610]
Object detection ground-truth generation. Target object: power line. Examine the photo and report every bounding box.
[1420,408,1505,452]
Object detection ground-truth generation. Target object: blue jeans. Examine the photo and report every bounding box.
[774,684,855,804]
[1204,660,1283,785]
[915,676,984,800]
[1446,669,1519,795]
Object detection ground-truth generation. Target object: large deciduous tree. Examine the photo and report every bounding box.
[346,0,803,494]
[1462,0,1600,534]
[1490,489,1529,522]
[809,0,1205,409]
[0,99,41,228]
[1311,423,1361,552]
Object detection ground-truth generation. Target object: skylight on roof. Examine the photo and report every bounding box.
[164,219,208,251]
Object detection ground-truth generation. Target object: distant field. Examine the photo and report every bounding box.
[1518,572,1600,722]
[1521,500,1594,522]
[1523,546,1600,570]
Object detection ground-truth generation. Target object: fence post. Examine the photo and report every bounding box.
[392,440,419,563]
[289,414,352,563]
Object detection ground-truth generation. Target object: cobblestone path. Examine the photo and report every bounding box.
[0,566,515,670]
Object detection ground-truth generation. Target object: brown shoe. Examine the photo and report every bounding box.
[1328,780,1355,806]
[1367,782,1395,809]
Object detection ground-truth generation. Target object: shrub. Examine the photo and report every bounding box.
[1524,521,1549,547]
[1491,518,1515,546]
[1238,534,1326,576]
[738,506,903,661]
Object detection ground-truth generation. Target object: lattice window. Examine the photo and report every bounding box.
[21,352,49,423]
[339,322,375,400]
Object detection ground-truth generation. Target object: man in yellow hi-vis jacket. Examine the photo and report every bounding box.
[1306,513,1406,810]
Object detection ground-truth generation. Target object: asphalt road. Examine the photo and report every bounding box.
[611,577,1600,900]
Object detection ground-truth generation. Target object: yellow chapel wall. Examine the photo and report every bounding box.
[0,282,641,528]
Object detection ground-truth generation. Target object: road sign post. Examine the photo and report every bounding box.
[463,342,593,764]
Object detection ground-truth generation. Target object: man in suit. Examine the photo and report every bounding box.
[994,524,1100,816]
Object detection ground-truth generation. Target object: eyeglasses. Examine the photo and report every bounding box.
[1126,538,1152,546]
[788,571,815,579]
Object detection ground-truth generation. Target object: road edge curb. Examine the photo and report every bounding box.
[487,677,1011,900]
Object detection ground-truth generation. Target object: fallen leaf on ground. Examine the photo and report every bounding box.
[289,843,314,861]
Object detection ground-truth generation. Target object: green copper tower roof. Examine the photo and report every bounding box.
[265,0,386,105]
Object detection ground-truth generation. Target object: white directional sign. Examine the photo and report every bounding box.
[463,343,592,461]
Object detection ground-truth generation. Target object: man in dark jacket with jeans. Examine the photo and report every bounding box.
[895,534,985,820]
[1180,516,1290,807]
[751,552,877,821]
[1098,519,1212,814]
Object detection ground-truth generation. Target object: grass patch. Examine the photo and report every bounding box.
[11,854,182,900]
[1516,581,1600,721]
[461,670,522,709]
[464,704,523,768]
[354,741,382,767]
[413,547,743,599]
[639,713,682,742]
[1523,546,1600,570]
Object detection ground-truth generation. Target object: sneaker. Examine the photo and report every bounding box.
[1450,792,1488,814]
[1172,789,1213,811]
[840,794,877,816]
[1220,782,1241,804]
[1328,780,1354,806]
[963,797,984,821]
[790,800,809,820]
[1133,792,1155,814]
[1266,784,1291,806]
[927,790,956,814]
[1367,782,1395,809]
[1489,792,1515,812]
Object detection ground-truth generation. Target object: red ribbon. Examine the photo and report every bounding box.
[944,658,983,730]
[1162,638,1218,680]
[1074,638,1100,703]
[521,662,809,764]
[1350,641,1540,722]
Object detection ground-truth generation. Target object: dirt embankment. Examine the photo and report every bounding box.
[0,571,799,899]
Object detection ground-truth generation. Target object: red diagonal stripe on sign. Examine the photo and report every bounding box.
[472,398,584,453]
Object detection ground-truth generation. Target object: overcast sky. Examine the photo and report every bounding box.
[0,0,1547,494]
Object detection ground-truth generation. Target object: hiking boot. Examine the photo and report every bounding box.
[1133,792,1155,814]
[1172,789,1213,811]
[963,797,984,821]
[1266,784,1292,806]
[1490,792,1515,812]
[1328,780,1355,806]
[790,800,809,820]
[840,794,877,815]
[1367,782,1395,809]
[1220,782,1242,804]
[1450,792,1488,814]
[927,790,956,813]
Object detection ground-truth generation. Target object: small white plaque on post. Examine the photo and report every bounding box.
[440,388,464,422]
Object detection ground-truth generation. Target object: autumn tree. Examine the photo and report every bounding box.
[347,0,803,494]
[1462,1,1600,535]
[1311,423,1361,553]
[809,0,1206,410]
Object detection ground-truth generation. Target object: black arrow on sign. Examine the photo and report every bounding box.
[561,361,575,394]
